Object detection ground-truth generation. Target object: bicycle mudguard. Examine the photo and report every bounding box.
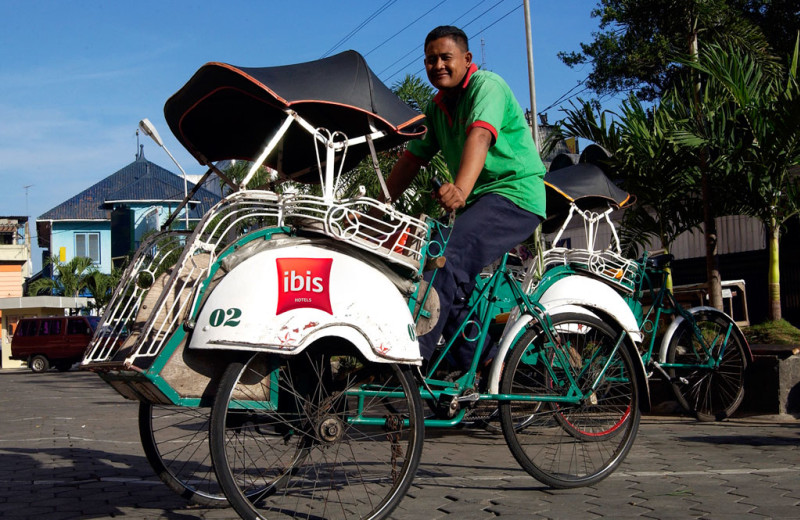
[657,306,753,364]
[188,243,421,364]
[536,275,643,343]
[488,304,601,387]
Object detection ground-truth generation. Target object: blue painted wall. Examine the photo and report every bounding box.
[50,221,112,274]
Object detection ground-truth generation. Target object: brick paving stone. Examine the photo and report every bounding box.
[2,370,799,519]
[1,505,58,517]
[750,505,800,518]
[686,494,758,517]
[434,495,498,516]
[483,501,558,519]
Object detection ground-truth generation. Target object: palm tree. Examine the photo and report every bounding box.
[391,74,434,113]
[616,94,705,264]
[84,268,122,312]
[675,38,800,320]
[28,256,96,298]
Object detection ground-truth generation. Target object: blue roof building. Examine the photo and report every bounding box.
[36,146,220,275]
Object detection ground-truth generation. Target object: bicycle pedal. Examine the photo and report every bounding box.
[456,391,480,404]
[435,394,459,419]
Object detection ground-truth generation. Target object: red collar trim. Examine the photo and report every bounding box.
[462,63,479,87]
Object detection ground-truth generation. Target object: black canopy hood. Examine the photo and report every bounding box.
[543,163,635,233]
[164,50,426,182]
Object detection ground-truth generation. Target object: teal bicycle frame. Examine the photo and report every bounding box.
[623,252,751,380]
[357,238,629,428]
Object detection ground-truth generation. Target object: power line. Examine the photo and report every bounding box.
[320,0,397,58]
[377,46,423,79]
[540,79,588,114]
[376,0,495,81]
[449,0,488,26]
[380,1,589,120]
[381,0,517,84]
[459,0,508,32]
[365,0,449,57]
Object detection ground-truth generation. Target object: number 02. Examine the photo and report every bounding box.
[209,308,242,327]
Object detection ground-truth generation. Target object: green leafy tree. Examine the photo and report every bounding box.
[736,0,800,59]
[673,39,800,320]
[559,0,795,310]
[391,74,435,113]
[559,0,788,101]
[28,256,96,298]
[220,160,315,195]
[84,268,122,312]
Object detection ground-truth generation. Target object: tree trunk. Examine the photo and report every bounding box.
[768,221,782,321]
[690,21,723,310]
[703,180,723,310]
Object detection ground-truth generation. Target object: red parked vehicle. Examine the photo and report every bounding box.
[10,316,100,372]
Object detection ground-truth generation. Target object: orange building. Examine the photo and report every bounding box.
[0,217,33,367]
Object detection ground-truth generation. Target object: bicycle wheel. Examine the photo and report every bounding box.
[209,349,425,520]
[666,309,747,421]
[499,313,640,488]
[138,402,226,507]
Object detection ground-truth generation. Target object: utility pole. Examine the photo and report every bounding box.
[523,0,540,152]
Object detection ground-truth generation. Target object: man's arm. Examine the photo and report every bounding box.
[382,152,423,203]
[436,127,493,212]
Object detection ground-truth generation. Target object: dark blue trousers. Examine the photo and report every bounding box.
[419,194,542,370]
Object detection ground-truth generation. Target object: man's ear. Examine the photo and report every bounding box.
[464,50,473,66]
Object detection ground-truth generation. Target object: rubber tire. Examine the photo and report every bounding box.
[500,313,640,488]
[29,355,50,373]
[138,402,228,507]
[666,309,747,421]
[209,351,425,520]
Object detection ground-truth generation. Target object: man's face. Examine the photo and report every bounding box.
[424,36,472,91]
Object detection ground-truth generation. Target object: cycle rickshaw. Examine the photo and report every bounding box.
[542,162,751,422]
[82,50,649,520]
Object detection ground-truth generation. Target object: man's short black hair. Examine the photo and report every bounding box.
[424,25,469,51]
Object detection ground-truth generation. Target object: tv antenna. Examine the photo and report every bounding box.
[23,184,33,217]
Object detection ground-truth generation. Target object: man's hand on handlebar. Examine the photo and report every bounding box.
[435,182,467,212]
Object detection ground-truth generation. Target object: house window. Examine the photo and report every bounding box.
[75,232,101,263]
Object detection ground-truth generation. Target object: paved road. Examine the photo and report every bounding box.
[1,369,798,519]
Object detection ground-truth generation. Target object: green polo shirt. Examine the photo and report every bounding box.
[407,64,546,217]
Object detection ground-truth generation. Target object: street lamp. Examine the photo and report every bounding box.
[138,118,190,229]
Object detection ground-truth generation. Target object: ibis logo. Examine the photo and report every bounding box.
[275,258,333,315]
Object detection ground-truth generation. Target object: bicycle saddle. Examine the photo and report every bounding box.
[646,253,674,269]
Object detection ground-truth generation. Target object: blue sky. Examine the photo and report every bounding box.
[0,0,611,270]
